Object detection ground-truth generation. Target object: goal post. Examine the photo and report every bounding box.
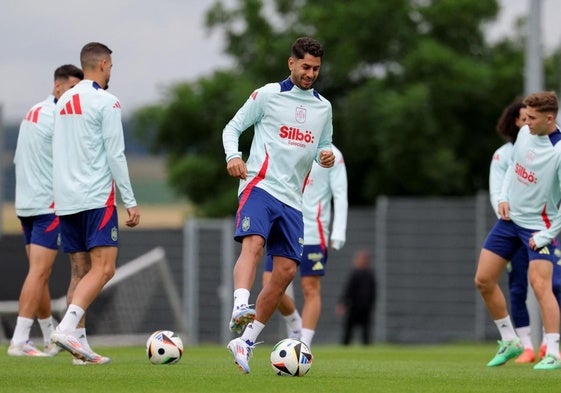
[183,218,235,345]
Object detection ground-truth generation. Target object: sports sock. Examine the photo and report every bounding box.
[283,310,302,336]
[72,328,92,351]
[12,316,34,346]
[494,316,517,341]
[544,333,560,358]
[515,326,533,350]
[241,320,265,344]
[38,316,55,345]
[56,304,84,333]
[233,288,251,312]
[300,328,315,348]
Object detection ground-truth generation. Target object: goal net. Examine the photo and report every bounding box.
[54,247,188,340]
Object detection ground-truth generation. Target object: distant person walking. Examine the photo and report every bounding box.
[336,250,376,345]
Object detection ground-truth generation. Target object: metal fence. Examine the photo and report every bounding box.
[1,193,516,345]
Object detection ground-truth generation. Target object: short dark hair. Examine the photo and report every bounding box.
[523,91,559,115]
[291,37,323,59]
[54,64,83,81]
[80,42,112,70]
[496,98,525,143]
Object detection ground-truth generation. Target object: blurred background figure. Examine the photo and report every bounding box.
[337,250,377,346]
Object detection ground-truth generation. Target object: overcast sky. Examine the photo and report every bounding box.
[1,0,560,123]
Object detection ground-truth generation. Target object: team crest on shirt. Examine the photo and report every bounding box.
[295,106,306,123]
[525,149,536,165]
[111,226,118,241]
[242,216,250,232]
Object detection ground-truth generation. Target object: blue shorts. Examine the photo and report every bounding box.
[19,214,60,250]
[264,244,327,276]
[484,219,560,264]
[59,207,119,253]
[234,187,303,264]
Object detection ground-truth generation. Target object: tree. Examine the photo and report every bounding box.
[133,0,561,216]
[134,71,256,216]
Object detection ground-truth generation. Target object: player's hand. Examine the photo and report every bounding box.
[226,157,247,180]
[331,239,345,250]
[319,150,335,168]
[498,202,510,220]
[126,206,140,227]
[529,236,537,250]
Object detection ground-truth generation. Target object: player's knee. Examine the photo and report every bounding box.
[474,275,488,291]
[100,263,116,284]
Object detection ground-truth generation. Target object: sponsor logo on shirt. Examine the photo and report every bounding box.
[279,125,315,147]
[515,163,537,184]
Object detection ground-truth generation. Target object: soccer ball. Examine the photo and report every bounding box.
[270,338,313,376]
[146,330,183,365]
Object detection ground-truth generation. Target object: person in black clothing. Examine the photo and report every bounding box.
[337,250,376,345]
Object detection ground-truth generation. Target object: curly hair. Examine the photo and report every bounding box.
[496,99,526,143]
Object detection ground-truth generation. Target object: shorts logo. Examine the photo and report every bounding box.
[312,261,324,271]
[242,216,250,232]
[111,226,118,241]
[57,233,61,247]
[295,106,306,123]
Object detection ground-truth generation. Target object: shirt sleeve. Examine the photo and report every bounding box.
[489,145,508,218]
[314,105,333,164]
[533,163,561,248]
[101,100,137,208]
[222,89,265,162]
[329,148,348,244]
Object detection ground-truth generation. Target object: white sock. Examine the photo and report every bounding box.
[72,327,92,351]
[494,316,517,341]
[57,304,85,333]
[38,316,55,345]
[515,326,533,350]
[283,310,302,336]
[241,320,265,344]
[233,288,250,312]
[300,328,315,348]
[12,316,34,346]
[544,333,560,358]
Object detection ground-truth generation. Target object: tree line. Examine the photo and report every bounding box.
[133,0,561,217]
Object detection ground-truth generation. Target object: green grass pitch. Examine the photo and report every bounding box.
[0,343,559,393]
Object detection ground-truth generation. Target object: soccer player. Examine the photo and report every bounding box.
[475,91,561,370]
[262,144,348,348]
[50,42,140,364]
[489,99,561,363]
[9,64,83,357]
[223,37,335,374]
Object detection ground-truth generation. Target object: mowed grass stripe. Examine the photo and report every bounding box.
[0,343,559,393]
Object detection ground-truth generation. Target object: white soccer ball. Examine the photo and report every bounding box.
[270,338,313,376]
[146,330,183,365]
